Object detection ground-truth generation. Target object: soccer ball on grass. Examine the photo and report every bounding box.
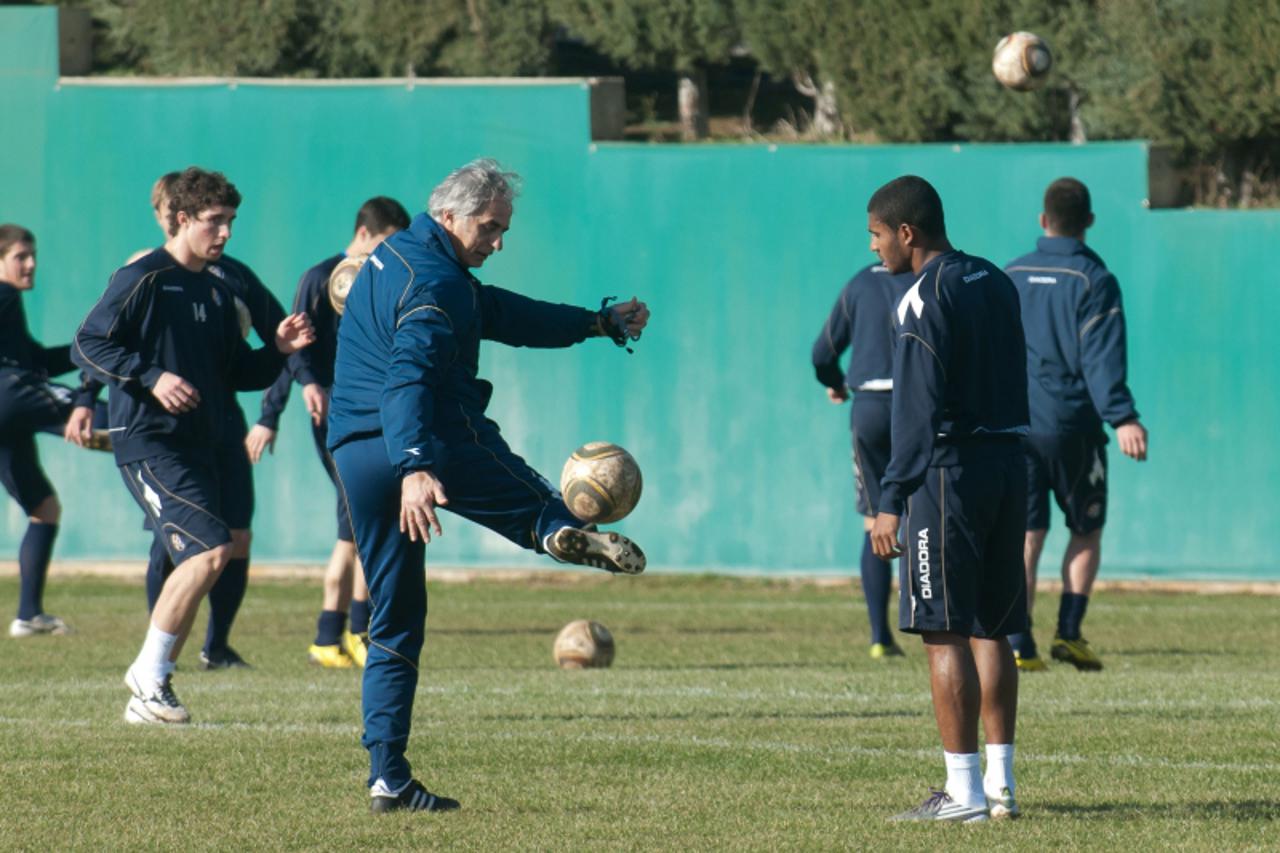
[554,619,615,669]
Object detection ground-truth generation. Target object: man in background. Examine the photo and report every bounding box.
[1004,178,1148,672]
[248,196,411,668]
[811,262,914,659]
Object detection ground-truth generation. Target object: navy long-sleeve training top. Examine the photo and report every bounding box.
[811,263,916,401]
[878,250,1030,515]
[210,254,287,441]
[1005,236,1138,435]
[0,283,74,379]
[72,249,286,463]
[328,213,596,476]
[258,253,343,430]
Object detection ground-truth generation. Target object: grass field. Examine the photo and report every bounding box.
[1,572,1277,851]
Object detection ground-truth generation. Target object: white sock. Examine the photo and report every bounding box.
[370,778,411,797]
[943,751,984,808]
[133,623,178,684]
[984,743,1015,797]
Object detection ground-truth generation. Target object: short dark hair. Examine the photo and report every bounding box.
[151,172,182,236]
[355,196,410,235]
[1043,178,1092,235]
[0,224,35,258]
[167,167,241,234]
[867,175,946,240]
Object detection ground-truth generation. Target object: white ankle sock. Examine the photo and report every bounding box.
[984,742,1015,797]
[133,623,178,684]
[943,751,984,808]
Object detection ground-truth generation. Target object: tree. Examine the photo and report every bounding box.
[552,0,738,140]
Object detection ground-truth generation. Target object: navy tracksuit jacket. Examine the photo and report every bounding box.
[1005,236,1139,436]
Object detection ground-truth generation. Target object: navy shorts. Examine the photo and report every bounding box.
[312,417,353,542]
[1025,431,1108,535]
[851,392,891,517]
[0,373,71,513]
[120,452,232,563]
[899,446,1028,638]
[215,436,255,530]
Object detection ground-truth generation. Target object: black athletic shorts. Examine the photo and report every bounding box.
[1025,431,1108,535]
[0,373,71,513]
[851,392,891,518]
[899,445,1028,638]
[120,451,232,563]
[215,436,255,530]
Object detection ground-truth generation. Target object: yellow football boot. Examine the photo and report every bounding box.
[342,630,369,668]
[308,643,353,668]
[1013,649,1048,672]
[869,642,905,660]
[1050,635,1103,671]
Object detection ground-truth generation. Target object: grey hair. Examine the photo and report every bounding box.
[427,158,521,220]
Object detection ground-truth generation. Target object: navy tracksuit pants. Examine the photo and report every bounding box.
[333,423,579,789]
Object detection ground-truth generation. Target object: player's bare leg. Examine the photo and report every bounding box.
[324,540,357,613]
[1062,528,1102,595]
[897,632,987,821]
[1052,528,1104,670]
[125,544,230,724]
[972,636,1020,817]
[154,546,230,661]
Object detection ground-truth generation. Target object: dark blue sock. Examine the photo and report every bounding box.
[315,609,346,646]
[350,598,371,635]
[204,557,249,654]
[1008,618,1038,658]
[145,537,172,613]
[860,533,893,646]
[1058,593,1089,640]
[17,522,58,620]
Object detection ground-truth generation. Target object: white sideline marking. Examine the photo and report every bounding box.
[0,716,1274,775]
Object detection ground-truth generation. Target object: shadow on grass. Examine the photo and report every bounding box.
[1039,799,1280,821]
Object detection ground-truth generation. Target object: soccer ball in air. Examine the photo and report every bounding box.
[992,32,1053,91]
[559,442,643,524]
[554,619,615,669]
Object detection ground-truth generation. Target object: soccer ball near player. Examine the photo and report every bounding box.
[554,619,615,669]
[327,253,367,315]
[559,442,643,524]
[992,31,1053,91]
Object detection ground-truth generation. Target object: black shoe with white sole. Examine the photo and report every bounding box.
[370,779,460,814]
[199,646,251,670]
[546,526,646,575]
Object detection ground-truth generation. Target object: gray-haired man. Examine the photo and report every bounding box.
[327,158,650,813]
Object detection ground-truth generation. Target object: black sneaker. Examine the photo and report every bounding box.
[546,527,646,575]
[370,779,460,814]
[199,646,251,670]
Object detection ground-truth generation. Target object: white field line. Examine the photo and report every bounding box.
[0,715,1274,775]
[3,679,1279,711]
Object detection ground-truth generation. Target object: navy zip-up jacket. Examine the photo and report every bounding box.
[72,249,286,464]
[811,263,916,405]
[879,250,1030,516]
[0,283,74,379]
[258,253,343,430]
[328,213,595,476]
[1005,236,1138,435]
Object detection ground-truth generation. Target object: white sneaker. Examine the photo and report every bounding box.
[9,614,71,638]
[123,667,190,725]
[987,786,1021,819]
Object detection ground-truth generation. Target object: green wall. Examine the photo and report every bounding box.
[2,7,1276,579]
